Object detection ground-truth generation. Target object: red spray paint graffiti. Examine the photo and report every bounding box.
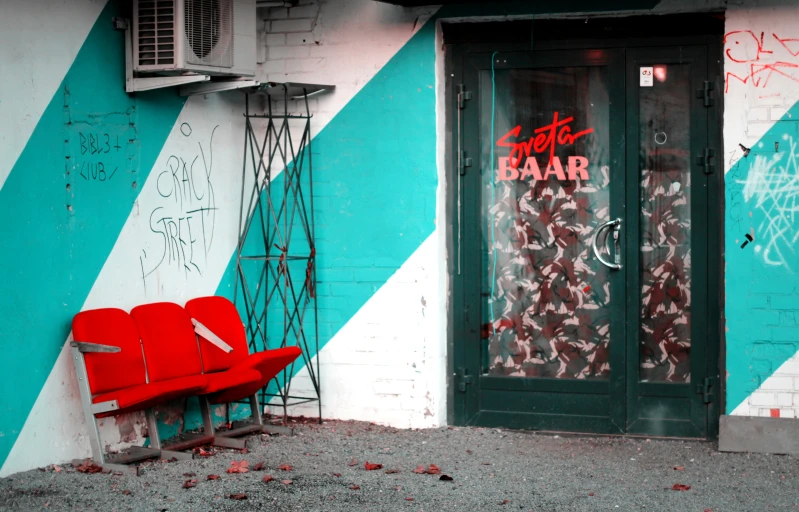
[724,30,799,93]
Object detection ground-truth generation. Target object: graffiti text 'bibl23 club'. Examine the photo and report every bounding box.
[496,112,594,182]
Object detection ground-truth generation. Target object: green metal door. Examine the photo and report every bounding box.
[453,44,719,438]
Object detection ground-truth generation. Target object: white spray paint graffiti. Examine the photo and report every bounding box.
[739,134,799,270]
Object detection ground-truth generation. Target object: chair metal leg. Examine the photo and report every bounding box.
[145,409,162,450]
[250,394,264,426]
[71,345,107,465]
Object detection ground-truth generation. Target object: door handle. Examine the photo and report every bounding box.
[591,218,622,270]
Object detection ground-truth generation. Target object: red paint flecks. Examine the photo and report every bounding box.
[771,408,780,418]
[583,286,591,293]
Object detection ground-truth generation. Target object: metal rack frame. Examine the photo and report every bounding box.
[234,82,333,424]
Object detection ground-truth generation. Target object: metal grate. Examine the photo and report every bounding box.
[236,87,321,424]
[137,0,176,66]
[185,0,234,67]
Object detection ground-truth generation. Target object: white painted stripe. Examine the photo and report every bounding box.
[0,0,107,190]
[266,232,445,429]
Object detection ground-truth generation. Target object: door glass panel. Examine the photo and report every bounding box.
[480,65,611,379]
[638,64,692,383]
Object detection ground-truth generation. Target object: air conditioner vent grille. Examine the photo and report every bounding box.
[137,0,176,67]
[185,0,234,68]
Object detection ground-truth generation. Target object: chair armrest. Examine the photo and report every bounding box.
[191,319,234,353]
[70,341,121,353]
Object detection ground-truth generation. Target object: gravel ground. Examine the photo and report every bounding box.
[1,418,797,512]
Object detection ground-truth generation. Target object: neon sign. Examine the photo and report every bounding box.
[496,112,594,181]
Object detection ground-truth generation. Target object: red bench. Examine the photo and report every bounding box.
[70,296,301,474]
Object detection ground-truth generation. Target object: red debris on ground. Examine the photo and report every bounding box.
[194,447,215,457]
[229,493,248,500]
[282,479,293,485]
[52,465,62,473]
[672,484,691,491]
[674,466,685,471]
[252,462,265,471]
[121,490,131,495]
[385,469,401,474]
[413,465,426,474]
[279,464,293,471]
[74,461,104,474]
[183,472,196,477]
[349,484,360,490]
[227,460,249,474]
[348,459,358,466]
[207,474,220,480]
[183,479,197,489]
[406,497,414,501]
[332,473,341,477]
[427,464,441,475]
[239,448,250,454]
[262,475,274,483]
[364,462,383,471]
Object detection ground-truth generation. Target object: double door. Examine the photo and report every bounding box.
[453,43,721,438]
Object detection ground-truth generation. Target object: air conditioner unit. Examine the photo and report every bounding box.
[132,0,255,77]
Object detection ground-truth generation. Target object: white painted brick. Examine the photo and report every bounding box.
[782,409,797,418]
[750,393,776,406]
[284,57,324,73]
[780,361,799,376]
[747,107,768,122]
[373,379,415,395]
[771,106,788,120]
[777,393,795,406]
[260,59,285,74]
[269,45,311,60]
[266,33,286,46]
[268,7,289,19]
[746,122,771,139]
[286,32,316,45]
[289,5,319,18]
[760,376,794,391]
[759,408,774,417]
[271,18,313,33]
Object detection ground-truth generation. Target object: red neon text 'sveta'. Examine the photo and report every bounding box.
[496,112,594,169]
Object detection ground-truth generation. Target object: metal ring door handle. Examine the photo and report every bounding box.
[591,218,622,270]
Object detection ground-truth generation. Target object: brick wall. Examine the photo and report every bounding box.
[724,2,799,418]
[252,0,445,428]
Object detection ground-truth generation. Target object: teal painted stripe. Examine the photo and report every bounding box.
[215,20,438,386]
[0,0,186,467]
[725,101,799,413]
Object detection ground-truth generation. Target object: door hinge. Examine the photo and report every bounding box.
[696,376,714,404]
[696,80,714,107]
[456,367,474,393]
[697,147,715,175]
[460,152,473,176]
[457,84,472,110]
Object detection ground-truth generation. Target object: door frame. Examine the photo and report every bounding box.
[445,20,724,439]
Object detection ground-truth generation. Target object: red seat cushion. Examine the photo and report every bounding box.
[72,308,147,395]
[92,374,208,418]
[131,302,203,382]
[231,347,303,382]
[202,368,262,396]
[207,348,302,404]
[184,296,250,372]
